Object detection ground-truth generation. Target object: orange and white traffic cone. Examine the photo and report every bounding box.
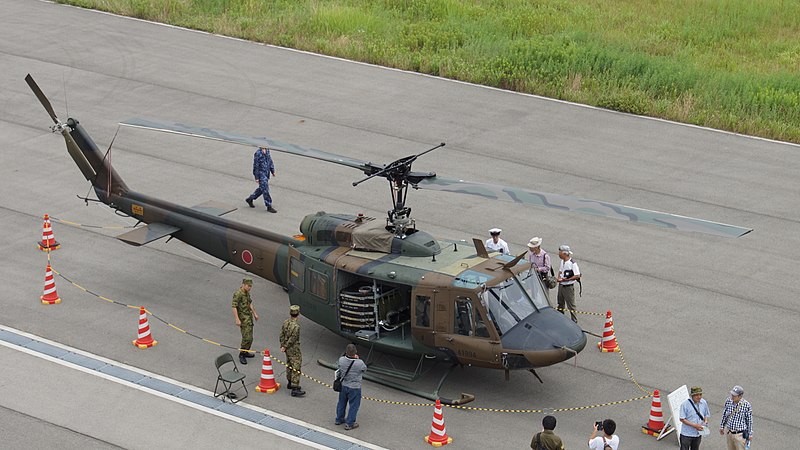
[255,349,281,393]
[424,399,453,447]
[40,263,61,305]
[597,310,620,352]
[642,389,669,436]
[132,306,158,349]
[37,214,60,251]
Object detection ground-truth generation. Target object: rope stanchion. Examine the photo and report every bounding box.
[50,268,652,412]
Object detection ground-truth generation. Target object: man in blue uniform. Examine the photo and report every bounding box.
[245,147,277,213]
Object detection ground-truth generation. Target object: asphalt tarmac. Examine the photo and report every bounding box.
[1,1,798,448]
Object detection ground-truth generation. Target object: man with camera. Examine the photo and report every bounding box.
[557,244,581,323]
[680,386,711,450]
[588,419,619,450]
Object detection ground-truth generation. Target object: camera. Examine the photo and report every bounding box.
[595,421,604,430]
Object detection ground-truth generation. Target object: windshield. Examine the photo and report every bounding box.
[480,269,550,335]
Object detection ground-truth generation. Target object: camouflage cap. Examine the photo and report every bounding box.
[289,304,300,314]
[242,278,253,286]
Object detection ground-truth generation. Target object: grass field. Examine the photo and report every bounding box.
[60,0,800,143]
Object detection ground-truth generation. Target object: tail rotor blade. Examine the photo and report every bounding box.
[25,74,59,124]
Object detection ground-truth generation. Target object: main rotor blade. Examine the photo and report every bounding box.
[25,74,59,124]
[416,177,752,238]
[120,118,377,173]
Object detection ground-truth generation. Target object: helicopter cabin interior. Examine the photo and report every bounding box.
[334,271,412,345]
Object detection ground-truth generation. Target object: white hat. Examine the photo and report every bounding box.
[558,244,572,254]
[527,237,542,248]
[489,228,502,235]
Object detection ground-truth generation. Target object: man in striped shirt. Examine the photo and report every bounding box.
[719,385,753,450]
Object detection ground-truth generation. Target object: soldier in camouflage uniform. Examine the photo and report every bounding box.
[231,278,259,365]
[280,304,305,397]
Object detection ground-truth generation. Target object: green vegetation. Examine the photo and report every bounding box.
[60,0,800,142]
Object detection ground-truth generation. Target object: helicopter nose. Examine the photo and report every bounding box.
[501,308,587,360]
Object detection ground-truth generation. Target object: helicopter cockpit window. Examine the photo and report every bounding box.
[480,271,549,335]
[454,298,474,336]
[415,295,431,328]
[290,257,305,292]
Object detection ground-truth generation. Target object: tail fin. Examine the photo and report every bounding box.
[26,74,128,202]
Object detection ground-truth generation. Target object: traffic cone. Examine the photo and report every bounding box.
[597,310,620,352]
[37,214,60,251]
[255,349,281,393]
[424,399,453,447]
[40,263,61,305]
[132,306,157,349]
[642,389,670,436]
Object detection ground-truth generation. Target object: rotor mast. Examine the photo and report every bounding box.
[352,143,445,237]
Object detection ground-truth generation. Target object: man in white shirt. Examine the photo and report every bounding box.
[485,228,510,254]
[588,419,619,450]
[557,244,581,322]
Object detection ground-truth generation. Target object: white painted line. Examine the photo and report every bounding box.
[0,324,388,450]
[39,0,800,149]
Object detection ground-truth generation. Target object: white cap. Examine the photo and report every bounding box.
[489,228,502,235]
[558,244,572,254]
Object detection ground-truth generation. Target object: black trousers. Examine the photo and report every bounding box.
[680,434,702,450]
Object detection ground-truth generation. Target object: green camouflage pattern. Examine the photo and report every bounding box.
[239,317,253,351]
[280,318,302,387]
[232,288,252,319]
[233,287,254,350]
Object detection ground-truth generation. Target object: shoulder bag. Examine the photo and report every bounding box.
[333,359,355,392]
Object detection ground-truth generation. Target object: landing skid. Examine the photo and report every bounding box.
[317,355,475,405]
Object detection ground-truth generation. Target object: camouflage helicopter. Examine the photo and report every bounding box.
[27,75,750,405]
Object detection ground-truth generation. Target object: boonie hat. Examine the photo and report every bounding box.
[242,278,253,286]
[489,228,502,235]
[527,237,542,248]
[730,385,744,396]
[690,386,703,396]
[290,304,301,314]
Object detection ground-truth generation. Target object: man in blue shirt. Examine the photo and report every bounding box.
[680,386,711,450]
[245,147,277,213]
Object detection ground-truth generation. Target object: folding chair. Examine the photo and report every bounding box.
[214,352,248,403]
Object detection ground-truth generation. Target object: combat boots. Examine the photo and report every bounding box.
[290,386,306,397]
[239,353,247,365]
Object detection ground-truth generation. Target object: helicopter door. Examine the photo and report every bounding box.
[435,295,496,366]
[411,288,435,347]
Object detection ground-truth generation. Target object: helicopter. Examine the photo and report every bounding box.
[26,74,751,405]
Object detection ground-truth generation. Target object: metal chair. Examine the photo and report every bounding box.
[214,352,247,403]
